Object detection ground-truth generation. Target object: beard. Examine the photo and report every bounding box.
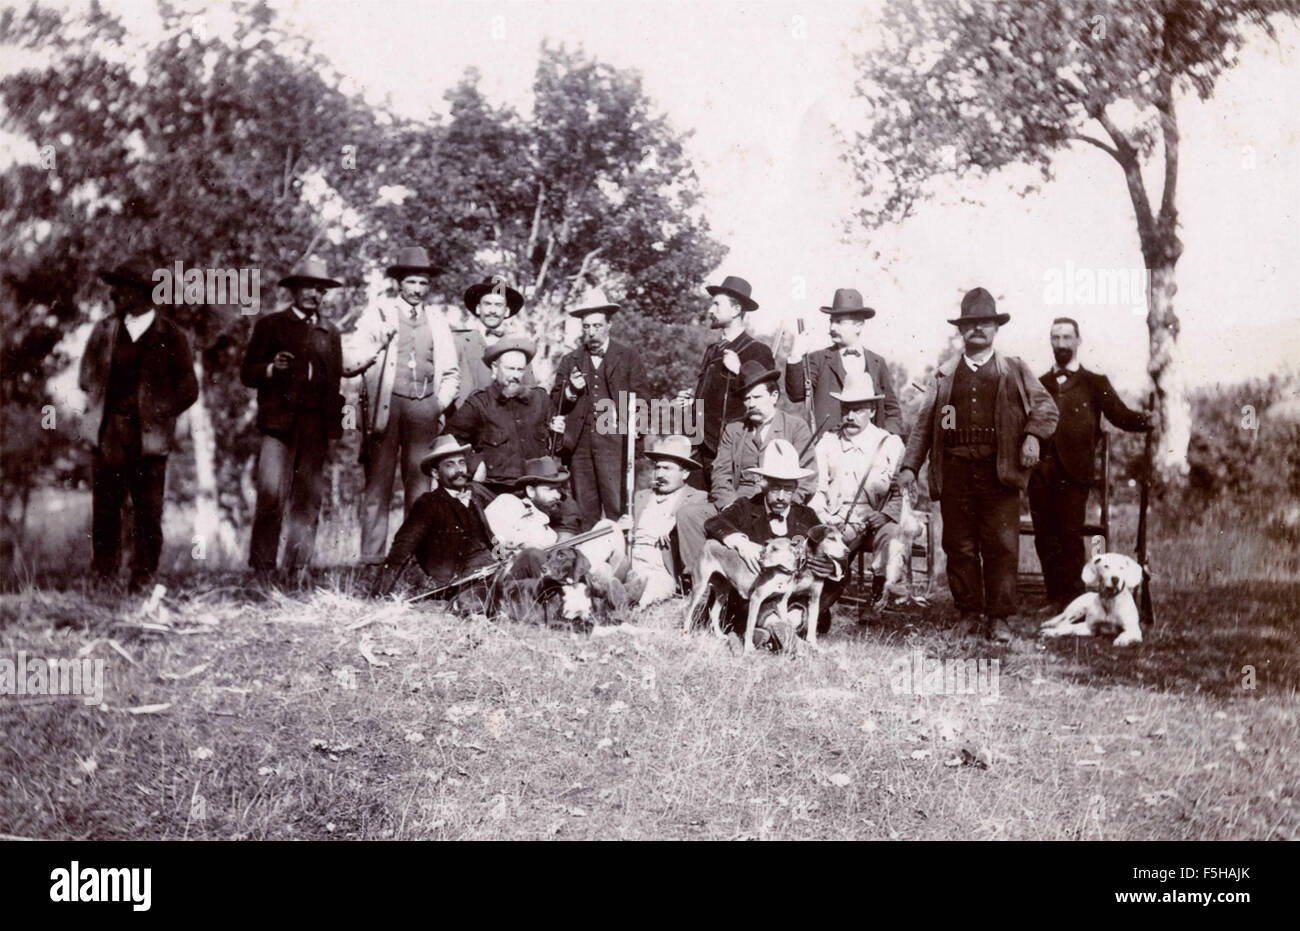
[1053,346,1074,367]
[500,380,525,398]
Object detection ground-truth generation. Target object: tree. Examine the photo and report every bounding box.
[846,0,1299,478]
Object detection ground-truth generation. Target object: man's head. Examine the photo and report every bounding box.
[279,258,342,316]
[708,292,743,330]
[398,274,430,306]
[1051,317,1080,368]
[828,311,869,349]
[524,481,565,514]
[491,349,529,398]
[743,379,780,426]
[476,291,509,332]
[840,399,877,438]
[762,478,799,518]
[290,283,326,317]
[111,283,152,317]
[436,453,470,490]
[651,458,690,494]
[949,287,1008,354]
[99,264,156,317]
[581,311,610,353]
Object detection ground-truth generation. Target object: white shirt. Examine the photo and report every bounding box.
[446,487,473,507]
[1053,358,1080,382]
[632,488,683,550]
[839,345,867,376]
[962,347,994,371]
[123,310,156,343]
[810,424,904,527]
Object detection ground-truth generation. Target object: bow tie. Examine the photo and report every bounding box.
[485,328,506,339]
[589,347,606,359]
[842,348,862,357]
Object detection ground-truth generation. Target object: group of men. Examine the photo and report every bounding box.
[81,249,1151,642]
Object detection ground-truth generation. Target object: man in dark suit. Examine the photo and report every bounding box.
[79,262,198,590]
[898,288,1058,641]
[785,288,903,437]
[370,435,497,596]
[1029,317,1150,608]
[684,275,774,484]
[550,288,643,529]
[241,257,345,575]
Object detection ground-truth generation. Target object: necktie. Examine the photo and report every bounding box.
[843,348,861,358]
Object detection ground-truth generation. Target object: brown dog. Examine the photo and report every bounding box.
[684,525,849,654]
[488,546,596,631]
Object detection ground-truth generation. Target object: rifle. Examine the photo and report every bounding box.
[357,376,371,466]
[795,318,814,428]
[1136,393,1156,627]
[799,413,835,459]
[406,522,619,606]
[625,391,637,517]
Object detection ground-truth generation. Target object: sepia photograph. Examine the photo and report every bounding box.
[0,0,1296,898]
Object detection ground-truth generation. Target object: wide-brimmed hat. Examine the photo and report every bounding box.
[464,275,524,316]
[830,371,886,404]
[645,434,702,470]
[705,275,758,313]
[514,456,571,487]
[820,287,876,318]
[948,287,1009,326]
[736,359,781,395]
[483,336,537,365]
[279,257,342,290]
[99,262,156,295]
[419,435,473,475]
[386,246,439,280]
[744,439,814,481]
[566,287,619,319]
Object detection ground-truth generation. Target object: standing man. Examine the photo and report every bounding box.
[675,360,814,577]
[344,246,460,565]
[785,288,902,436]
[620,435,709,608]
[79,262,198,591]
[370,435,497,597]
[241,257,346,576]
[682,275,773,485]
[446,337,552,491]
[550,288,643,529]
[451,275,533,405]
[897,287,1058,641]
[1029,317,1150,609]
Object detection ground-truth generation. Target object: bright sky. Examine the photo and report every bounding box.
[9,0,1300,395]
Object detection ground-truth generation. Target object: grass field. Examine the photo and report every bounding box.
[1,499,1297,840]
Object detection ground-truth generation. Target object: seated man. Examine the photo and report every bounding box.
[370,435,497,597]
[485,456,625,572]
[697,440,820,642]
[675,360,814,583]
[619,435,709,609]
[445,337,554,492]
[808,372,904,626]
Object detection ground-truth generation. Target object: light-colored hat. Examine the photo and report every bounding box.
[566,287,619,318]
[830,371,885,404]
[420,435,473,475]
[645,435,702,470]
[744,439,814,481]
[483,337,536,365]
[278,256,343,290]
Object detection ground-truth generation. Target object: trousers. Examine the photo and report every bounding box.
[939,455,1020,618]
[249,414,328,571]
[91,426,168,585]
[359,393,442,563]
[1027,459,1091,602]
[568,433,625,529]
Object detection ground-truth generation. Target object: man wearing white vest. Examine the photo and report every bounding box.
[344,246,461,564]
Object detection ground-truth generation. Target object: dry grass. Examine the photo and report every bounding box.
[1,558,1296,840]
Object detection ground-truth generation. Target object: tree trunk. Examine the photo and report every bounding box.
[1146,262,1190,481]
[190,355,242,564]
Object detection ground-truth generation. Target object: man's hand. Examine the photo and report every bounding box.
[548,415,566,434]
[567,367,586,394]
[897,467,917,496]
[864,510,890,534]
[1020,435,1040,470]
[786,329,815,364]
[724,534,764,575]
[272,350,295,371]
[615,513,634,531]
[672,389,694,409]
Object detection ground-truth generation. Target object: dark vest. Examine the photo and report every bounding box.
[105,323,146,415]
[945,359,998,457]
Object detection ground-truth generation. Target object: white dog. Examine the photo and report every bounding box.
[1040,553,1145,646]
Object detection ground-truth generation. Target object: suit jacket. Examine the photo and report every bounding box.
[694,330,775,460]
[785,345,903,436]
[342,296,460,433]
[704,491,820,545]
[710,409,815,508]
[630,484,709,576]
[446,384,554,485]
[902,351,1058,499]
[1039,366,1149,485]
[240,308,345,440]
[384,482,496,585]
[550,340,643,456]
[78,314,199,456]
